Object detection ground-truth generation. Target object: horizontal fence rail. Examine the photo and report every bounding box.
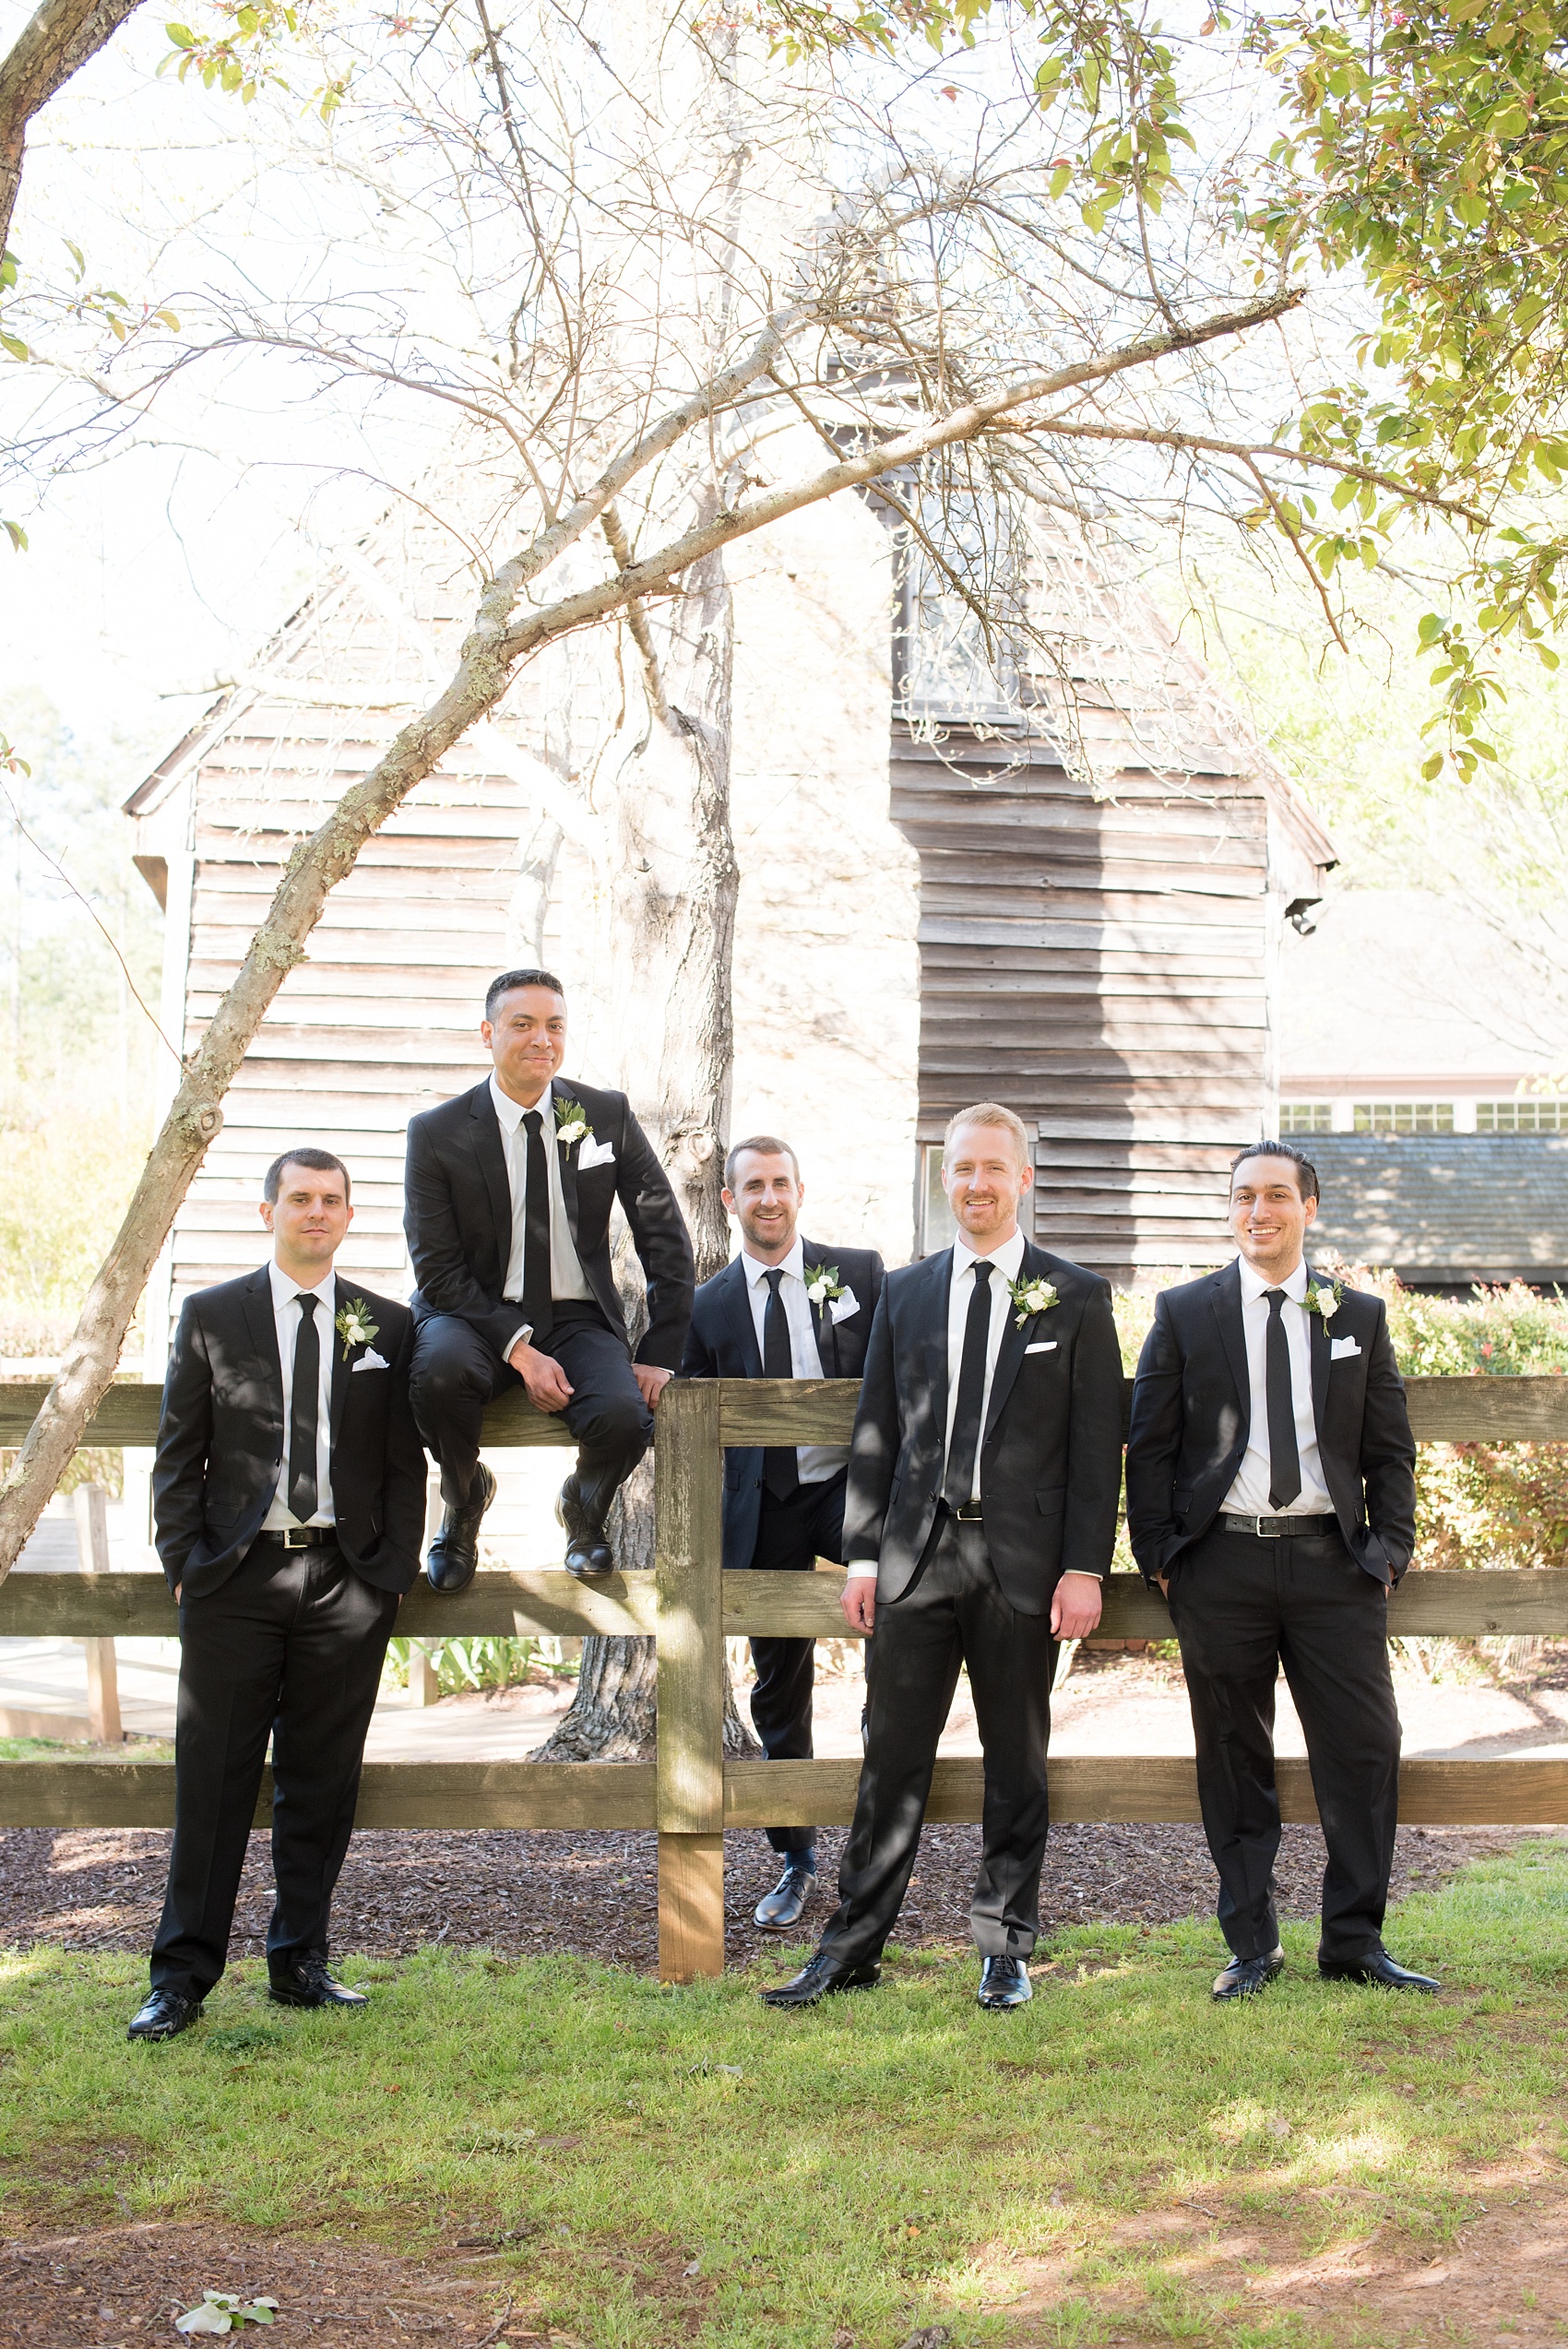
[3,1371,1568,1978]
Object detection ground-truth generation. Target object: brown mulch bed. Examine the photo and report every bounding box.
[0,1817,1530,1975]
[0,2218,519,2346]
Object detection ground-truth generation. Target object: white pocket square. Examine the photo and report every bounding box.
[828,1288,860,1324]
[1025,1340,1058,1355]
[351,1348,390,1371]
[1330,1335,1361,1360]
[577,1135,616,1171]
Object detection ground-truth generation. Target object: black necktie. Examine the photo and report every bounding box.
[761,1266,800,1501]
[1265,1287,1302,1510]
[521,1109,553,1342]
[288,1293,320,1523]
[943,1259,994,1509]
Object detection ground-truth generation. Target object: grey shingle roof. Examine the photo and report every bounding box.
[1308,1134,1568,1285]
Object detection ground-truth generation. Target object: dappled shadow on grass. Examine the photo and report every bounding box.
[0,1843,1564,2349]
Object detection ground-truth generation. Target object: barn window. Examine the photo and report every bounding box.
[1279,1102,1333,1134]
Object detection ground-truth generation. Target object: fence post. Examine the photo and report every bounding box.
[72,1484,122,1746]
[654,1381,725,1982]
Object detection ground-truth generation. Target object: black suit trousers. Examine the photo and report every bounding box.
[1168,1524,1401,1963]
[818,1516,1057,1965]
[150,1539,398,1998]
[410,1300,653,1513]
[744,1468,847,1858]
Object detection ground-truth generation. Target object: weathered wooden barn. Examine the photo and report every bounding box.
[124,483,1335,1434]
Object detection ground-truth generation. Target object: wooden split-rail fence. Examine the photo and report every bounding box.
[3,1373,1568,1980]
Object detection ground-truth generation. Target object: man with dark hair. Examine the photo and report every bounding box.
[681,1136,885,1932]
[1125,1143,1432,2001]
[128,1154,425,2042]
[404,968,695,1586]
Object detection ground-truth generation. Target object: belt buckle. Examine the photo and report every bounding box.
[280,1527,312,1549]
[953,1501,983,1522]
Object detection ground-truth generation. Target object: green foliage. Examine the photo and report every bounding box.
[1116,1273,1568,1572]
[160,5,348,121]
[1,1845,1565,2344]
[382,1635,551,1696]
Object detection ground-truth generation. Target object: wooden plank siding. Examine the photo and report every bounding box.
[891,727,1332,1281]
[168,754,526,1304]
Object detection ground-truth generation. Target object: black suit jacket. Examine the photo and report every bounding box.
[403,1075,695,1371]
[841,1240,1123,1617]
[679,1240,885,1570]
[152,1268,427,1600]
[1124,1259,1418,1589]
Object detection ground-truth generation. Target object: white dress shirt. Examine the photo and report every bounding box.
[490,1073,594,1355]
[259,1258,336,1530]
[741,1236,849,1485]
[1220,1255,1335,1518]
[847,1227,1027,1577]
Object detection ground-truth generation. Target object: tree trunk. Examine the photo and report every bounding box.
[532,532,756,1762]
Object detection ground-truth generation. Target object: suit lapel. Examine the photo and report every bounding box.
[329,1275,350,1448]
[923,1249,955,1438]
[721,1257,764,1376]
[243,1264,282,1392]
[469,1082,516,1275]
[801,1239,834,1374]
[982,1242,1032,1447]
[1305,1263,1331,1441]
[555,1081,583,1254]
[1210,1259,1251,1430]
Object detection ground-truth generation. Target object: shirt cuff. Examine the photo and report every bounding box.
[845,1562,877,1577]
[504,1324,531,1360]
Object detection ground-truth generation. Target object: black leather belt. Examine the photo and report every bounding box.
[1222,1513,1338,1540]
[947,1501,984,1522]
[256,1526,336,1549]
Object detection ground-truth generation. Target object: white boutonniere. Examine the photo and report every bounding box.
[803,1263,848,1308]
[1006,1273,1058,1329]
[553,1096,590,1147]
[333,1299,379,1363]
[1304,1275,1344,1322]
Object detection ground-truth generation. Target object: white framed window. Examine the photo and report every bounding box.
[1352,1101,1454,1133]
[1279,1101,1332,1134]
[920,1145,959,1255]
[1477,1098,1568,1133]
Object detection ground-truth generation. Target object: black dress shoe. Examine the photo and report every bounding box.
[556,1476,613,1578]
[978,1955,1032,2011]
[426,1463,496,1595]
[126,1987,203,2042]
[758,1952,881,2008]
[268,1958,370,2010]
[1212,1946,1285,2002]
[1319,1949,1440,1992]
[754,1860,818,1931]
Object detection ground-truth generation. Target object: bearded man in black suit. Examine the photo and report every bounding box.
[129,1148,426,2043]
[404,968,695,1587]
[762,1102,1124,2012]
[681,1135,885,1932]
[1125,1140,1432,2001]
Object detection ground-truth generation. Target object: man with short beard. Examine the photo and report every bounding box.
[1125,1141,1431,2001]
[761,1103,1123,2011]
[681,1136,885,1932]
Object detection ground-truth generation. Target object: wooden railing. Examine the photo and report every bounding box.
[3,1374,1568,1980]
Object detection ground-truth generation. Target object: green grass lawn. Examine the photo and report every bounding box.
[3,1842,1566,2348]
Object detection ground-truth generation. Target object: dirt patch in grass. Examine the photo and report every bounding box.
[998,2158,1568,2346]
[0,2217,522,2345]
[0,1821,1534,1976]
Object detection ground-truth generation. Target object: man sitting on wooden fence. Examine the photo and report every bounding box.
[761,1102,1123,2012]
[403,968,695,1589]
[1125,1140,1434,2001]
[129,1148,425,2042]
[682,1134,885,1934]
